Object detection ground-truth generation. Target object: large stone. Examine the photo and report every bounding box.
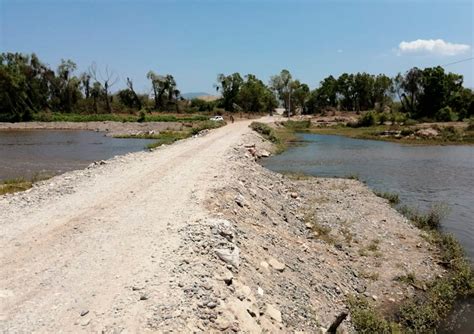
[215,247,240,268]
[268,257,285,272]
[416,128,439,138]
[265,303,282,323]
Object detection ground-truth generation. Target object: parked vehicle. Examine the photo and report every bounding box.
[209,116,224,121]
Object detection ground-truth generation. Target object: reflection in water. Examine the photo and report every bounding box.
[262,133,474,332]
[0,130,154,180]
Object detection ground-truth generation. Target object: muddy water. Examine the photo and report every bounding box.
[262,133,474,333]
[0,130,154,181]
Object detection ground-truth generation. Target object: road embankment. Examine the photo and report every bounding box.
[0,119,452,333]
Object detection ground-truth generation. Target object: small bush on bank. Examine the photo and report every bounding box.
[282,120,311,130]
[249,122,280,143]
[374,191,400,205]
[191,120,226,135]
[435,106,458,122]
[404,118,418,126]
[356,111,377,127]
[348,296,396,333]
[398,204,448,230]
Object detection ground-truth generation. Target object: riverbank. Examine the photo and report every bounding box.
[272,114,474,146]
[0,120,184,137]
[308,123,474,145]
[0,119,469,332]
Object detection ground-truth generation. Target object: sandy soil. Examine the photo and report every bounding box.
[0,118,442,333]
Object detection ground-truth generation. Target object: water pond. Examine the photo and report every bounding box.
[0,130,154,181]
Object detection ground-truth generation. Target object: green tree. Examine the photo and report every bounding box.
[337,73,356,111]
[291,80,310,114]
[215,73,243,112]
[269,69,293,117]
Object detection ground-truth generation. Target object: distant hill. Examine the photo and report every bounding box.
[181,92,211,100]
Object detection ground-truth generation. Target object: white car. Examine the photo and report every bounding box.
[209,116,224,121]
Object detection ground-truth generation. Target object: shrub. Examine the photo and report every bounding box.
[374,191,400,205]
[283,120,311,130]
[378,112,390,125]
[249,122,280,143]
[356,111,377,127]
[404,118,418,126]
[348,296,394,333]
[399,204,448,230]
[467,118,474,131]
[400,128,415,136]
[435,106,458,122]
[137,111,146,123]
[440,126,463,142]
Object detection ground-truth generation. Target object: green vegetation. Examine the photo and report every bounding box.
[249,122,280,143]
[307,123,474,145]
[348,296,398,333]
[116,120,226,149]
[395,272,417,285]
[0,178,33,195]
[348,203,474,333]
[374,191,400,205]
[398,204,448,230]
[2,52,471,123]
[145,131,191,149]
[31,112,209,123]
[0,173,54,196]
[249,121,300,153]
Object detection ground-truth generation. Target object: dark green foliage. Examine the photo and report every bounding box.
[215,73,243,112]
[190,98,215,112]
[356,111,377,127]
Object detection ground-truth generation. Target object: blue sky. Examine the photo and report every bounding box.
[1,0,473,93]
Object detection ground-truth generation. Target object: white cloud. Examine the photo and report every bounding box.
[398,39,470,56]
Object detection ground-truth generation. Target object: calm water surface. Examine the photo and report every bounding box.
[262,133,474,332]
[0,130,154,180]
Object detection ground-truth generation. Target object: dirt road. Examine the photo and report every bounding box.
[0,120,254,333]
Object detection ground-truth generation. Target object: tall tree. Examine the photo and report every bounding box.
[215,73,243,112]
[89,63,118,113]
[269,69,293,117]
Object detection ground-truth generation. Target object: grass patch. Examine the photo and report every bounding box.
[395,272,417,285]
[348,296,398,333]
[115,120,226,149]
[303,211,335,244]
[349,203,474,332]
[374,191,400,205]
[345,173,360,180]
[0,173,54,196]
[282,120,311,130]
[398,204,448,230]
[145,131,191,149]
[249,122,280,143]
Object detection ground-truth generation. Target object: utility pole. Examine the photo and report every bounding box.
[287,86,291,118]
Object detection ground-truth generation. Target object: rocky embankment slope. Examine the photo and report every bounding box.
[0,121,442,333]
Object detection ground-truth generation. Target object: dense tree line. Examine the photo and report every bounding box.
[1,52,473,122]
[0,52,181,121]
